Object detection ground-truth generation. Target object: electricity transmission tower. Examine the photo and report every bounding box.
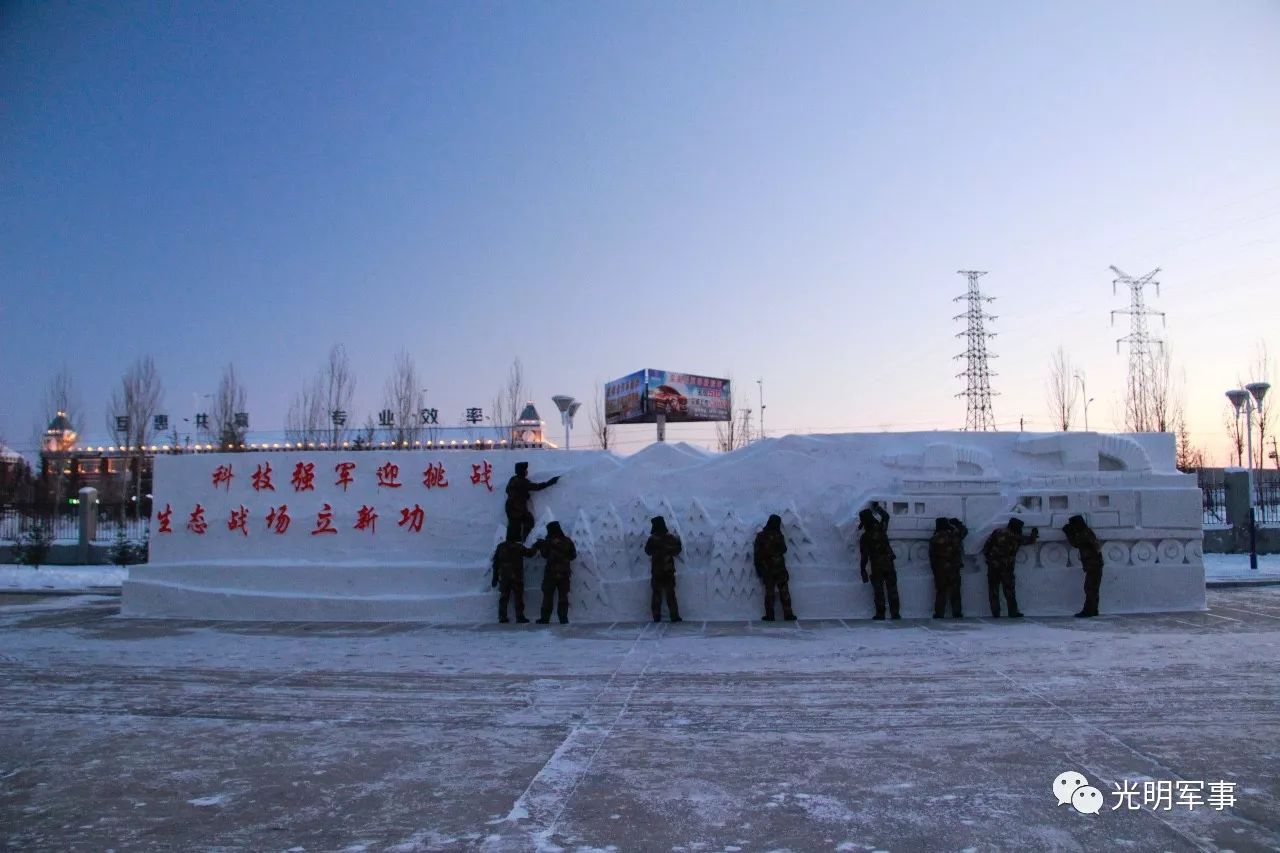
[953,270,998,431]
[1109,265,1165,431]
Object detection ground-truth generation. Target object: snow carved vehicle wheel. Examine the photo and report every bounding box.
[1102,541,1130,567]
[1015,546,1034,569]
[909,542,930,565]
[1130,540,1158,567]
[1185,540,1204,561]
[1039,542,1069,569]
[1157,539,1185,565]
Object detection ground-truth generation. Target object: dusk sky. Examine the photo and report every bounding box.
[3,1,1278,460]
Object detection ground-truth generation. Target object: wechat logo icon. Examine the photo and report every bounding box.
[1054,771,1104,815]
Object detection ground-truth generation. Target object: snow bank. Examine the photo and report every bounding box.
[124,431,1205,621]
[0,565,127,592]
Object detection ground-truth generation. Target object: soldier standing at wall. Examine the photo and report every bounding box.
[858,503,900,620]
[928,517,968,619]
[504,462,560,542]
[1062,514,1104,618]
[753,514,796,621]
[644,516,683,623]
[532,521,577,624]
[491,523,536,623]
[982,517,1038,618]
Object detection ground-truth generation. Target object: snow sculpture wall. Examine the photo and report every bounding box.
[124,431,1206,621]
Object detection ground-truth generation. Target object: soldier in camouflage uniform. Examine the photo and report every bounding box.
[491,523,535,623]
[645,516,684,623]
[753,514,796,621]
[858,503,900,620]
[504,462,560,543]
[982,517,1038,618]
[532,521,577,624]
[928,517,968,619]
[1063,514,1104,618]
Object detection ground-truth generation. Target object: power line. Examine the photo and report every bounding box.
[953,270,998,431]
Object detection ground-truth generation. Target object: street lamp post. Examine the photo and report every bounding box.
[1226,381,1270,570]
[551,396,579,451]
[1073,372,1093,431]
[757,378,766,441]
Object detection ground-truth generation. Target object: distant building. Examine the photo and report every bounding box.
[514,402,546,445]
[39,412,154,506]
[35,405,549,508]
[0,443,32,503]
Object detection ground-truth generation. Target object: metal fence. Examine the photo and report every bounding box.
[1194,468,1280,527]
[1197,470,1228,526]
[1258,472,1280,525]
[0,506,80,542]
[0,504,149,543]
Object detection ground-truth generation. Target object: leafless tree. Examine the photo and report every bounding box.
[588,382,611,451]
[1249,341,1274,469]
[284,345,355,446]
[356,414,378,449]
[1224,403,1245,467]
[210,363,249,449]
[105,355,164,504]
[713,377,750,451]
[1174,410,1204,472]
[1149,346,1175,433]
[1120,343,1177,433]
[382,349,424,446]
[715,407,752,452]
[284,378,326,445]
[490,358,526,442]
[42,365,82,434]
[322,344,356,447]
[1044,346,1079,431]
[106,356,165,450]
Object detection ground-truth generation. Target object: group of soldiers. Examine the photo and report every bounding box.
[931,511,1103,619]
[490,462,1106,624]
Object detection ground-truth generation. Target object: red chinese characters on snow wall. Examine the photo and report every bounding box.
[154,459,495,538]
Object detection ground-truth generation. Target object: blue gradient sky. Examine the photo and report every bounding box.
[3,1,1278,459]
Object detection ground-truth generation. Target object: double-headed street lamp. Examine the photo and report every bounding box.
[1226,381,1270,570]
[551,395,581,451]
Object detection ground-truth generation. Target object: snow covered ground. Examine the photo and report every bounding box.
[1,591,1277,851]
[1202,552,1280,582]
[0,564,126,592]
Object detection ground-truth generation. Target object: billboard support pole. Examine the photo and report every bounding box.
[656,413,666,443]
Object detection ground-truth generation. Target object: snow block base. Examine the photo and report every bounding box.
[124,432,1207,622]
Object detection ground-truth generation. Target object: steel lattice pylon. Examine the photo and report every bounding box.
[953,270,998,431]
[1109,265,1165,431]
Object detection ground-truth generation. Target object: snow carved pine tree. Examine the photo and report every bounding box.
[622,496,653,579]
[779,502,820,567]
[676,498,714,570]
[570,509,610,616]
[710,509,755,603]
[593,504,630,586]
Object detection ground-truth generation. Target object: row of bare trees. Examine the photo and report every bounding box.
[284,344,357,446]
[1044,339,1276,469]
[34,357,240,448]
